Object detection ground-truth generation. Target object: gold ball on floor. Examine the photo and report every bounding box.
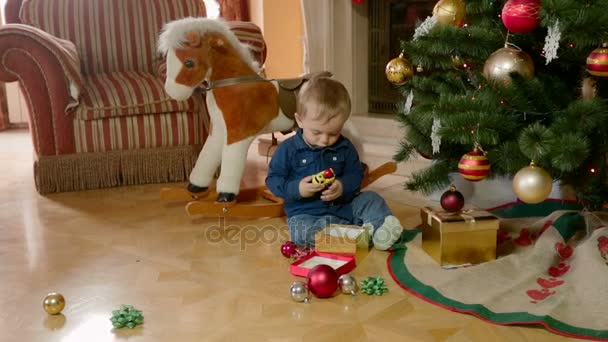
[43,293,66,315]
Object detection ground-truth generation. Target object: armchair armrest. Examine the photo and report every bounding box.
[0,24,85,155]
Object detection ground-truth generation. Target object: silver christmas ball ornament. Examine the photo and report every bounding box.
[289,281,310,303]
[338,274,358,296]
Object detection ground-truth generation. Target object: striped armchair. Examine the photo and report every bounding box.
[0,0,266,194]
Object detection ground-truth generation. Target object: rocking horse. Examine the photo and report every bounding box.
[157,18,396,217]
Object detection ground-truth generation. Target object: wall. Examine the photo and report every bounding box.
[248,0,304,78]
[333,0,368,115]
[300,0,368,115]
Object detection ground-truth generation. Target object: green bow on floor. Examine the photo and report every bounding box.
[360,277,389,296]
[110,304,144,329]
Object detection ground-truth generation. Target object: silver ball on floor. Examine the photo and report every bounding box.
[290,281,310,303]
[338,274,358,296]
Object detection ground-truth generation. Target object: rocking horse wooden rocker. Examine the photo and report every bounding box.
[157,18,396,218]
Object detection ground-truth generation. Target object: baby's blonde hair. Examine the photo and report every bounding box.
[296,77,351,123]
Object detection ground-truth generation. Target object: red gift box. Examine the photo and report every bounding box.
[289,251,356,277]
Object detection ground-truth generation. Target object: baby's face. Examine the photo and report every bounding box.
[296,114,346,148]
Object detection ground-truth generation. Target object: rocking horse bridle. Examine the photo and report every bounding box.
[198,74,272,92]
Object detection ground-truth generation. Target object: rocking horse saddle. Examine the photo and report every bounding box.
[276,71,332,121]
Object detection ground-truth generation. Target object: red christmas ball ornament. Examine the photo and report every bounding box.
[280,241,297,258]
[501,0,541,34]
[587,43,608,77]
[306,264,339,298]
[458,147,490,182]
[323,168,334,178]
[440,186,465,212]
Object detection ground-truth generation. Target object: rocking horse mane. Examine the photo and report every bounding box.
[158,17,261,72]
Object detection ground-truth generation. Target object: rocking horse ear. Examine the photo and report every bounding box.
[210,37,226,49]
[184,31,202,48]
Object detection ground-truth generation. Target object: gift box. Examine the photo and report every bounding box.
[315,224,370,255]
[420,207,499,266]
[290,251,356,277]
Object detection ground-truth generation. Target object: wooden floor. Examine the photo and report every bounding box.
[0,129,577,342]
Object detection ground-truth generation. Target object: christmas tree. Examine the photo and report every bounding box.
[392,0,608,210]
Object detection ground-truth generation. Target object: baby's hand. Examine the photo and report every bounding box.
[299,176,325,198]
[321,180,343,202]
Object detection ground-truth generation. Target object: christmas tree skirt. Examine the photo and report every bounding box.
[388,201,608,341]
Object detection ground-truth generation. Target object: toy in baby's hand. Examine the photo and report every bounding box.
[311,168,336,187]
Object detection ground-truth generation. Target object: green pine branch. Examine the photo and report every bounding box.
[394,0,608,208]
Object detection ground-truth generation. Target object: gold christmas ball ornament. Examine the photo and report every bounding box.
[512,161,553,204]
[43,293,66,315]
[483,46,534,83]
[385,52,413,85]
[433,0,466,27]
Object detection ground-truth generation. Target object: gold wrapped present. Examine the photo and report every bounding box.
[420,207,499,266]
[315,224,370,255]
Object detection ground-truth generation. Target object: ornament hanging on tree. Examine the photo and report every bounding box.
[440,185,465,212]
[501,0,541,34]
[413,16,438,41]
[512,161,553,204]
[403,90,414,114]
[431,118,442,154]
[483,45,535,83]
[433,0,466,27]
[385,52,413,85]
[543,20,561,64]
[586,43,608,77]
[458,146,491,182]
[306,264,339,298]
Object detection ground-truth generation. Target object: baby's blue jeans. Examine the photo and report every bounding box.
[287,191,392,247]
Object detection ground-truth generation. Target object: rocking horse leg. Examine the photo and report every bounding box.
[188,129,223,193]
[216,136,256,202]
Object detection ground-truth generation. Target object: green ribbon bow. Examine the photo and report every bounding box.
[360,277,389,296]
[110,304,144,329]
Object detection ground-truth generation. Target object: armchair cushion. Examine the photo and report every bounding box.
[75,71,200,121]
